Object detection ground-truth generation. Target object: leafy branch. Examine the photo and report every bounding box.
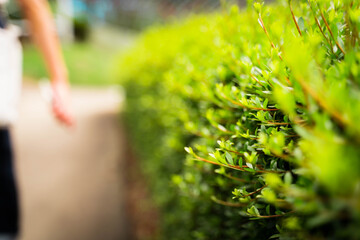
[317,3,346,55]
[288,0,302,36]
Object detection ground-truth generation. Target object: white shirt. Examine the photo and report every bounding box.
[0,24,22,126]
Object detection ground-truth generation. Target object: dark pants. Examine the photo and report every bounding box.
[0,129,18,234]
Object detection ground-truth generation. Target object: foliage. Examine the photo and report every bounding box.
[73,16,91,42]
[23,41,117,85]
[118,0,360,239]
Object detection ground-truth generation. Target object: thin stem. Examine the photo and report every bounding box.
[293,76,349,127]
[285,134,299,138]
[242,185,268,198]
[271,151,291,161]
[220,92,279,111]
[250,73,274,88]
[285,77,292,86]
[250,73,265,87]
[258,14,276,49]
[318,6,346,55]
[210,123,233,134]
[192,153,284,174]
[289,3,302,36]
[191,130,216,140]
[258,13,283,61]
[314,11,334,53]
[264,122,292,126]
[308,0,334,54]
[222,148,245,156]
[254,211,295,219]
[193,153,246,171]
[212,197,247,207]
[222,173,249,183]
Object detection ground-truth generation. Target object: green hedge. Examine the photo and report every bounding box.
[118,0,360,239]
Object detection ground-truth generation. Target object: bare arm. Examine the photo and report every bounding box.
[18,0,74,126]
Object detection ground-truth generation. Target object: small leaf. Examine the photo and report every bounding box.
[185,147,194,155]
[337,36,345,50]
[238,157,243,167]
[266,205,271,215]
[275,210,284,215]
[244,167,256,173]
[298,17,305,31]
[247,205,260,216]
[218,124,228,132]
[263,98,269,108]
[269,234,281,239]
[246,162,254,169]
[225,152,234,165]
[261,188,277,203]
[284,172,293,185]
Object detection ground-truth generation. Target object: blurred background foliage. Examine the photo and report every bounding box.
[22,26,135,85]
[17,0,242,85]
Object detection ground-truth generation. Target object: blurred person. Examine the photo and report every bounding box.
[0,0,74,238]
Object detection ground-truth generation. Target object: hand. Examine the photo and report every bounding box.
[51,79,75,127]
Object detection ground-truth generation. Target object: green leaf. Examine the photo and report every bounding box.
[244,167,256,173]
[225,152,234,165]
[266,204,271,215]
[247,205,260,216]
[269,234,281,239]
[337,36,345,50]
[263,98,269,108]
[298,17,305,32]
[261,188,277,203]
[184,147,194,155]
[253,2,263,13]
[284,172,293,185]
[238,157,243,167]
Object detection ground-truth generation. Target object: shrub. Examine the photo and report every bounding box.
[73,16,91,42]
[118,0,360,239]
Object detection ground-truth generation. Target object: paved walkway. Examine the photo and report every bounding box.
[12,83,129,240]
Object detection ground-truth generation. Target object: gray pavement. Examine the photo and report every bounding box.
[11,83,129,240]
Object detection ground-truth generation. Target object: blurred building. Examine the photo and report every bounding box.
[72,0,243,29]
[56,0,74,41]
[7,0,244,40]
